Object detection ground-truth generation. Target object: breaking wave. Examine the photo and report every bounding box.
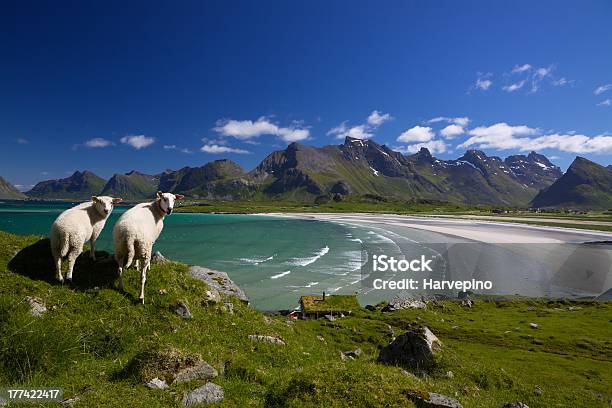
[270,270,291,279]
[287,246,329,267]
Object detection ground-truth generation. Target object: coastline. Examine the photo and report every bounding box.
[259,212,612,244]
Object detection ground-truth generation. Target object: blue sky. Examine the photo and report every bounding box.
[1,0,611,190]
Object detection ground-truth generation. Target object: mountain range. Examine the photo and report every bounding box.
[3,137,610,209]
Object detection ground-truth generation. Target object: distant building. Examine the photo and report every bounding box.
[299,292,360,319]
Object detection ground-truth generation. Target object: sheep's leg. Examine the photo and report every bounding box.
[134,259,140,271]
[116,263,125,291]
[66,249,79,283]
[139,257,151,305]
[54,255,64,283]
[90,236,97,261]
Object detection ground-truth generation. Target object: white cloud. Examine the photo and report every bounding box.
[17,138,29,144]
[471,72,493,91]
[367,110,393,126]
[511,64,532,74]
[200,144,250,154]
[440,124,465,138]
[213,116,310,142]
[594,84,612,95]
[328,122,374,140]
[396,140,449,154]
[597,99,611,107]
[459,122,612,154]
[14,184,34,192]
[426,116,470,127]
[552,77,573,87]
[85,137,114,148]
[504,63,566,94]
[328,110,392,140]
[120,135,155,149]
[164,145,193,154]
[502,79,526,93]
[397,126,435,143]
[41,171,49,176]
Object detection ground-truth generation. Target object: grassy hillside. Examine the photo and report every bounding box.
[0,231,610,407]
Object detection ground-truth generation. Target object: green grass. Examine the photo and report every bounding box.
[0,230,610,407]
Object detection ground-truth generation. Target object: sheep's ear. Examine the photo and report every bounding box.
[92,196,99,202]
[156,191,163,199]
[175,194,185,200]
[112,197,123,204]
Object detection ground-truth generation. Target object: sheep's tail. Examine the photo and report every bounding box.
[51,226,70,259]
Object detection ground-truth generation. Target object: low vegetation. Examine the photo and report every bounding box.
[0,231,610,407]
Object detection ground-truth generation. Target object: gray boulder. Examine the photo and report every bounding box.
[146,377,168,389]
[182,383,224,406]
[173,361,218,384]
[502,403,529,408]
[379,325,441,368]
[26,296,47,317]
[151,251,168,264]
[189,266,249,303]
[406,391,462,408]
[248,335,285,346]
[175,301,193,319]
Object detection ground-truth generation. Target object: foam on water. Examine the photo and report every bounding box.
[287,246,329,267]
[270,270,291,279]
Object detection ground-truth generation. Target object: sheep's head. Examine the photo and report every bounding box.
[156,191,184,215]
[92,196,123,217]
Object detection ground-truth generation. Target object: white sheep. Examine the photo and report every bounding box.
[113,191,184,304]
[50,196,123,283]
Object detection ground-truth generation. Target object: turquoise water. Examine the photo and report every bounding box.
[3,201,608,308]
[0,201,383,309]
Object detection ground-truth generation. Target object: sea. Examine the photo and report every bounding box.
[1,201,609,309]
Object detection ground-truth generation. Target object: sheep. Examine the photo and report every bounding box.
[50,196,123,283]
[113,191,184,304]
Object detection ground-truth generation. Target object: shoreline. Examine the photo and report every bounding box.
[258,212,612,244]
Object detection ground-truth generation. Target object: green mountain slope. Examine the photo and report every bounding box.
[26,171,107,200]
[531,157,612,209]
[100,171,160,201]
[0,176,27,200]
[159,159,253,199]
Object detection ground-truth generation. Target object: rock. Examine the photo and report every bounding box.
[248,335,285,346]
[383,296,427,311]
[146,377,168,389]
[343,348,362,358]
[204,289,222,304]
[405,390,463,408]
[530,323,538,329]
[26,296,47,317]
[378,325,441,368]
[190,266,249,303]
[324,314,336,322]
[151,251,168,264]
[60,396,80,406]
[446,370,454,379]
[502,403,529,408]
[182,382,224,406]
[175,301,193,319]
[223,302,234,314]
[534,385,543,396]
[532,338,543,345]
[173,362,218,383]
[365,304,376,311]
[461,298,473,308]
[316,335,326,342]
